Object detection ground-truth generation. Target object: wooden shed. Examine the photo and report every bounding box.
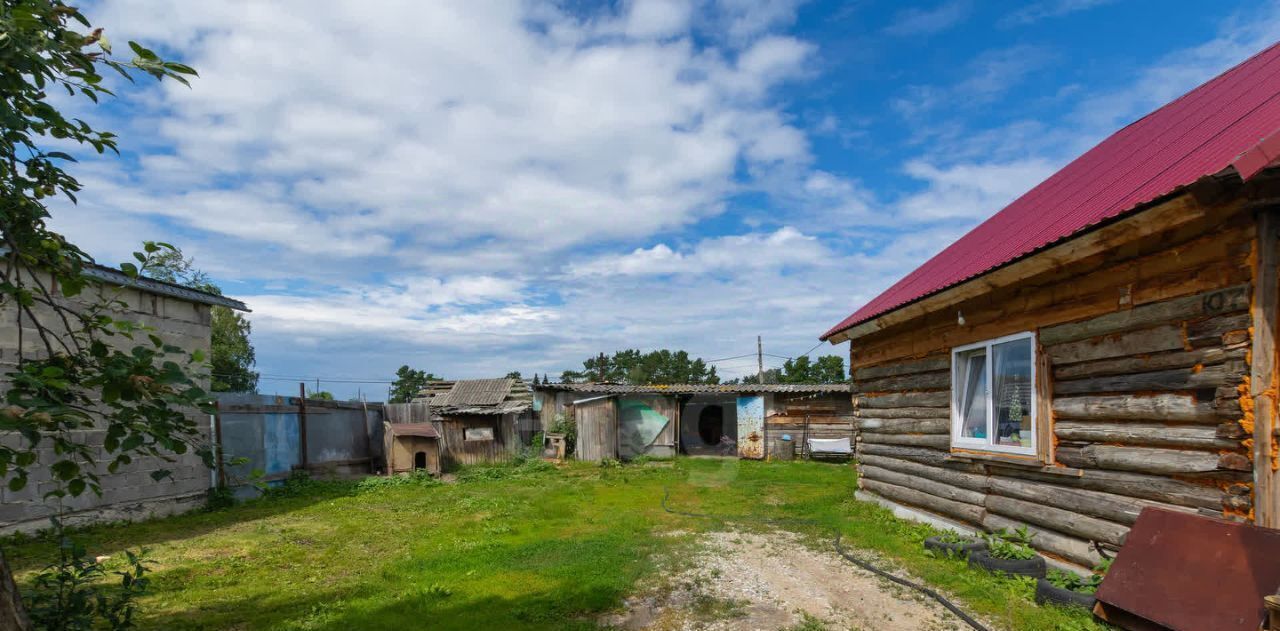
[533,383,853,461]
[415,378,532,469]
[821,43,1280,570]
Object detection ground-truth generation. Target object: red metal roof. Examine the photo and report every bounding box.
[823,41,1280,341]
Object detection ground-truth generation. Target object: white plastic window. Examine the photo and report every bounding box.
[951,332,1036,456]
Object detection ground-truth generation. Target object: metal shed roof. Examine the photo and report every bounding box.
[535,383,850,394]
[823,40,1280,340]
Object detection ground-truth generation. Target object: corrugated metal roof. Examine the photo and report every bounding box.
[823,41,1280,340]
[435,378,513,407]
[414,378,533,415]
[535,383,850,394]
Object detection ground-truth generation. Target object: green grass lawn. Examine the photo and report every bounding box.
[3,459,1108,630]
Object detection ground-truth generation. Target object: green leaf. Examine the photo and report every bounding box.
[119,262,138,277]
[50,459,80,480]
[128,41,159,61]
[8,476,26,492]
[149,469,172,482]
[68,479,86,496]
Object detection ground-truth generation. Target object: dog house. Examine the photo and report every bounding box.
[387,423,442,475]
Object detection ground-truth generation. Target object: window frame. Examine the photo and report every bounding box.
[950,331,1038,457]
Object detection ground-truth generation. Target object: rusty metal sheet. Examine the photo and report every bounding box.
[737,396,765,459]
[1094,507,1280,631]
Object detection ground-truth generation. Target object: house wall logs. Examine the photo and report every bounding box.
[847,193,1257,569]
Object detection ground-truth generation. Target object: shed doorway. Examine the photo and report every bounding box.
[680,395,737,456]
[414,451,428,470]
[697,406,723,445]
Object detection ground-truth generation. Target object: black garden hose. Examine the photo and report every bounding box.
[661,487,991,631]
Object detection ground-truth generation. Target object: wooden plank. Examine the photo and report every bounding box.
[1053,346,1246,380]
[860,432,950,449]
[1053,393,1218,423]
[853,354,950,381]
[858,391,949,409]
[857,406,951,419]
[1053,364,1232,395]
[1039,284,1250,346]
[855,417,948,434]
[987,475,1195,526]
[1036,341,1054,465]
[1054,421,1240,450]
[852,370,949,395]
[1253,210,1280,527]
[857,453,989,492]
[861,464,988,505]
[856,443,951,466]
[991,465,1223,510]
[1056,444,1224,476]
[1046,324,1187,365]
[860,478,986,525]
[985,494,1129,546]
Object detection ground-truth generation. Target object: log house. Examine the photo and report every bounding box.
[822,43,1280,569]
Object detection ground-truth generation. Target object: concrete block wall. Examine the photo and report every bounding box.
[0,271,215,534]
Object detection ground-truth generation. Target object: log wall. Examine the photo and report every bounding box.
[848,195,1257,569]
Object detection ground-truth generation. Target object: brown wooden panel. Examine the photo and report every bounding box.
[575,398,617,462]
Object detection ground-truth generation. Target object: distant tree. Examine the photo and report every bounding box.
[308,390,335,401]
[145,247,259,393]
[779,355,847,384]
[561,350,718,385]
[388,365,439,403]
[505,371,523,381]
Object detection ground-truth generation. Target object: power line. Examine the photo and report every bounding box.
[704,353,757,363]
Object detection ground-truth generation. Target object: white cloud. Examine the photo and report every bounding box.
[892,45,1052,120]
[896,159,1057,221]
[67,0,817,273]
[1071,5,1280,133]
[999,0,1115,27]
[569,227,827,277]
[883,1,971,36]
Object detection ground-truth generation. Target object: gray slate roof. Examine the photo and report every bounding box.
[534,382,850,394]
[415,378,532,415]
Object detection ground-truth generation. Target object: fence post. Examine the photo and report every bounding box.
[298,382,309,470]
[213,399,226,487]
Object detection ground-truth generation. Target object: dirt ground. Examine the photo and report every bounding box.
[603,530,973,631]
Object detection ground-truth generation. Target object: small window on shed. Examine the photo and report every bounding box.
[464,426,495,441]
[951,332,1036,456]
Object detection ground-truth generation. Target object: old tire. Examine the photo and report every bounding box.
[1034,578,1097,609]
[923,536,987,558]
[968,550,1047,578]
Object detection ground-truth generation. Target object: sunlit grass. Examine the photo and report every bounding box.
[3,459,1106,630]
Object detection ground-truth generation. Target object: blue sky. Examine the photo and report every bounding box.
[52,0,1280,399]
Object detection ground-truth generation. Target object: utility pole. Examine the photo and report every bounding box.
[757,335,764,385]
[597,352,607,382]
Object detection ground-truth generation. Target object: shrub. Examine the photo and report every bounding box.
[203,486,237,512]
[355,470,442,492]
[548,413,576,456]
[984,526,1037,560]
[25,529,151,630]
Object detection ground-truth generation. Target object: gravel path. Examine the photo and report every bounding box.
[603,530,972,630]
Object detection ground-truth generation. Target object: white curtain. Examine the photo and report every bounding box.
[960,353,986,438]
